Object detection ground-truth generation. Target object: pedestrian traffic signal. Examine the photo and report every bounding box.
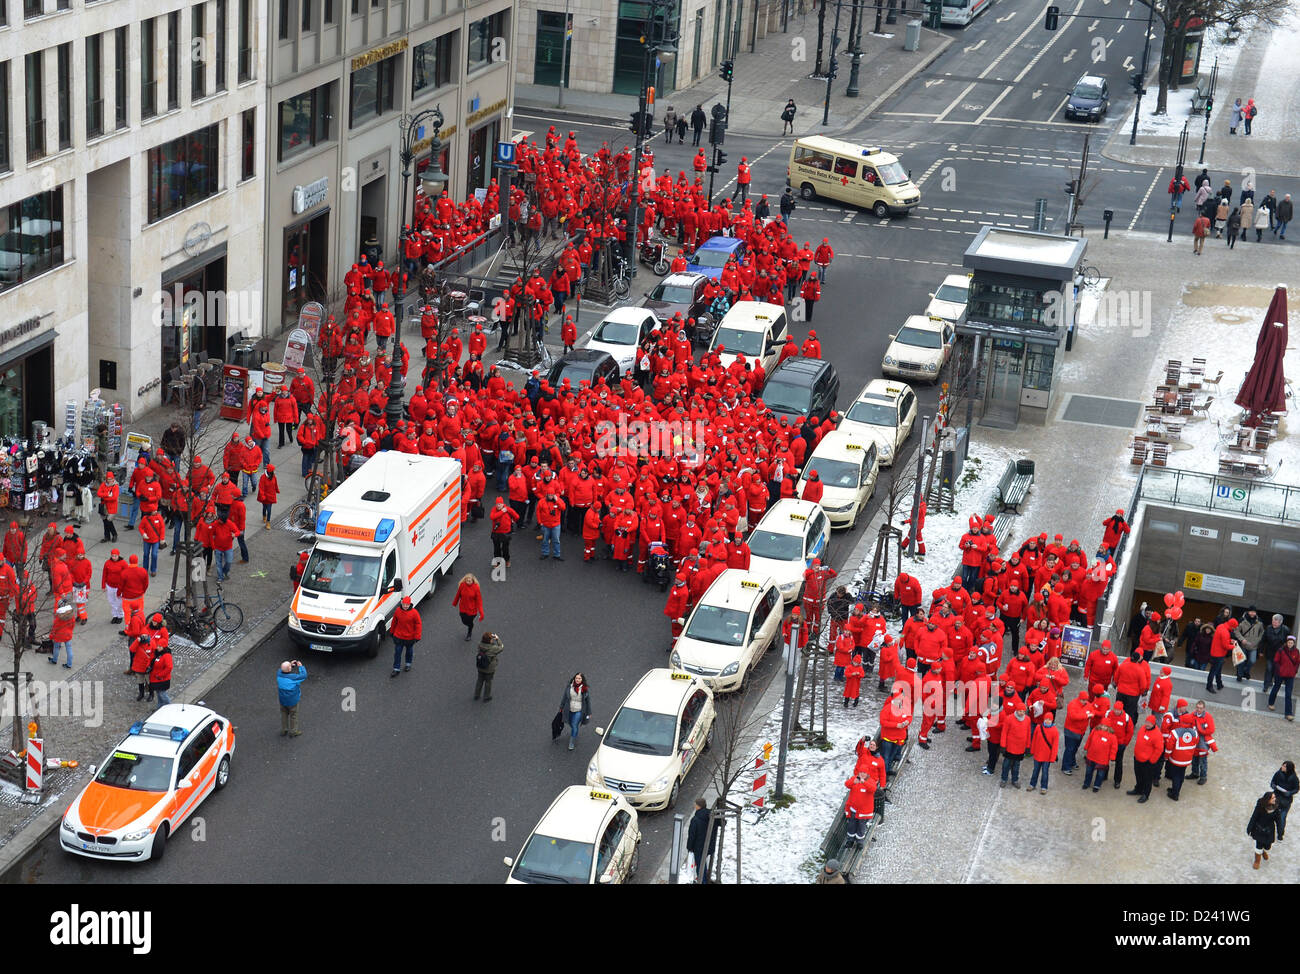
[1130,72,1144,94]
[715,149,728,169]
[1044,5,1059,30]
[1065,179,1077,196]
[1204,96,1213,117]
[719,60,734,83]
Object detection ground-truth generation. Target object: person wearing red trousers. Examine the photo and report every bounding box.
[664,575,689,641]
[801,559,835,630]
[842,771,877,846]
[917,661,945,748]
[877,635,901,694]
[582,505,603,562]
[901,499,926,557]
[843,652,865,708]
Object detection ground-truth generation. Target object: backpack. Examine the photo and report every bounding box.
[476,648,492,669]
[1248,104,1258,119]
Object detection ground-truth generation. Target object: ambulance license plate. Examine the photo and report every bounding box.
[309,643,334,652]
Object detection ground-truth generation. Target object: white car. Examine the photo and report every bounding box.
[503,786,641,884]
[746,498,831,603]
[837,378,918,468]
[587,669,716,811]
[708,301,790,377]
[60,705,235,863]
[882,314,955,383]
[924,273,971,324]
[671,569,784,693]
[584,307,659,375]
[798,430,879,529]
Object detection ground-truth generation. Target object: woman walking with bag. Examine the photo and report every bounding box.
[1248,791,1280,869]
[452,572,485,641]
[558,673,592,751]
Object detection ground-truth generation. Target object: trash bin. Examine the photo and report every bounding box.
[904,19,922,52]
[1016,459,1035,482]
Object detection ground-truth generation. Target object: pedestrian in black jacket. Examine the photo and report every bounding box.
[779,187,796,224]
[690,105,707,146]
[1271,761,1298,840]
[686,798,718,883]
[1248,792,1280,869]
[1261,615,1291,692]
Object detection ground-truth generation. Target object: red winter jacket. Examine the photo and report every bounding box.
[101,557,125,590]
[138,512,166,545]
[149,650,174,684]
[257,474,280,504]
[390,605,423,641]
[1000,713,1032,755]
[1084,649,1119,689]
[452,580,484,619]
[1210,619,1238,658]
[1132,725,1164,763]
[119,563,150,600]
[1030,722,1059,762]
[1115,657,1151,697]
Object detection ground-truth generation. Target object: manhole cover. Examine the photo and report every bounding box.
[1059,394,1144,428]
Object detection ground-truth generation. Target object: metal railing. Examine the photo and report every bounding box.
[1139,464,1300,524]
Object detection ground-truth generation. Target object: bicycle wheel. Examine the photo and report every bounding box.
[1081,264,1099,286]
[210,599,244,634]
[181,618,218,650]
[287,501,315,532]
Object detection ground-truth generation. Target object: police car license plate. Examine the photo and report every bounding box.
[309,643,334,652]
[82,841,102,850]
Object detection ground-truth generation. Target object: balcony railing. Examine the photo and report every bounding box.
[1139,464,1300,524]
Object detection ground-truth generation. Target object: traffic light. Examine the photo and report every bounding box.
[629,111,642,136]
[1044,5,1059,30]
[1204,95,1213,117]
[926,0,942,29]
[719,60,734,83]
[709,117,726,145]
[1065,179,1077,196]
[1130,72,1144,94]
[715,149,728,170]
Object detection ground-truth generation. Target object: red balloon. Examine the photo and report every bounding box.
[1175,592,1186,606]
[1167,607,1182,621]
[1163,593,1175,607]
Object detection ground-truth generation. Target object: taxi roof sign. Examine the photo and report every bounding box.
[739,579,761,589]
[845,442,863,451]
[670,671,694,681]
[589,790,614,802]
[789,512,808,521]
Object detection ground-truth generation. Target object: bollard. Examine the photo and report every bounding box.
[1168,209,1177,242]
[669,813,684,884]
[1103,208,1114,239]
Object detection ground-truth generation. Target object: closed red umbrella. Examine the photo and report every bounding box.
[1234,284,1289,426]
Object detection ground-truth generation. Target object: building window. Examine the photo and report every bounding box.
[302,0,312,31]
[412,33,454,98]
[86,35,104,140]
[533,12,570,89]
[56,43,72,151]
[56,0,68,8]
[215,0,227,91]
[25,52,44,161]
[278,82,332,160]
[167,10,181,110]
[24,0,40,21]
[191,5,206,100]
[147,123,219,223]
[238,0,253,81]
[141,18,157,119]
[0,188,66,292]
[278,0,289,39]
[348,56,396,128]
[241,107,255,180]
[467,10,508,71]
[350,0,358,14]
[323,0,333,23]
[115,27,129,128]
[0,63,10,174]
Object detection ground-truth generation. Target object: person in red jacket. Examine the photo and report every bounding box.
[210,515,235,581]
[878,683,913,773]
[917,661,946,748]
[800,469,824,504]
[138,509,165,577]
[842,770,877,847]
[70,551,93,624]
[257,465,280,528]
[664,574,690,641]
[274,388,300,448]
[1207,617,1238,693]
[1028,713,1059,793]
[489,496,520,567]
[813,238,834,282]
[996,582,1028,656]
[537,493,567,561]
[229,496,249,563]
[129,633,155,700]
[800,275,821,320]
[1106,701,1135,790]
[389,595,423,676]
[148,643,175,708]
[1128,713,1165,802]
[1082,720,1120,792]
[101,548,125,625]
[46,604,75,667]
[843,651,865,708]
[999,706,1032,787]
[1084,639,1120,690]
[1190,699,1218,785]
[1147,663,1172,716]
[1164,712,1199,800]
[452,572,485,640]
[1100,509,1129,557]
[892,571,922,617]
[117,554,149,636]
[832,629,855,683]
[97,472,121,543]
[2,520,26,565]
[1114,649,1151,722]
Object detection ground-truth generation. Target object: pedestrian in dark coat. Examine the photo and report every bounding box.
[1270,761,1297,840]
[1248,792,1280,869]
[1225,208,1241,248]
[781,99,797,135]
[473,631,503,701]
[690,105,707,146]
[779,187,796,223]
[686,798,718,883]
[560,672,592,751]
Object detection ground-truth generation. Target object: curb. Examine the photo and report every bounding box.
[0,609,290,881]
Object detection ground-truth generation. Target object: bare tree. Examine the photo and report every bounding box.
[2,539,62,753]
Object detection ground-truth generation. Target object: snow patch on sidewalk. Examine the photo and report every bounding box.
[1115,27,1245,140]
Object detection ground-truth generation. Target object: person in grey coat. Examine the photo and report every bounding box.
[1229,98,1244,134]
[560,673,592,750]
[473,632,504,701]
[1236,606,1265,680]
[663,106,678,144]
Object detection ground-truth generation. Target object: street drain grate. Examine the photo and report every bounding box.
[1059,394,1144,428]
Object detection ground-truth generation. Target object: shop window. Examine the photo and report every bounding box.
[147,123,220,224]
[278,82,332,160]
[349,56,396,128]
[466,10,507,72]
[0,187,66,292]
[412,32,454,98]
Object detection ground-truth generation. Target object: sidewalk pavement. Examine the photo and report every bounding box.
[1102,12,1300,178]
[515,17,952,139]
[966,226,1298,576]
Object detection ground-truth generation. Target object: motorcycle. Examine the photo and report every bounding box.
[639,237,671,276]
[643,540,673,590]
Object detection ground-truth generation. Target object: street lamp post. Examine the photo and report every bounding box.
[389,106,446,427]
[1128,0,1155,145]
[625,0,677,282]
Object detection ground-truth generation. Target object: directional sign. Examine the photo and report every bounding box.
[496,141,516,166]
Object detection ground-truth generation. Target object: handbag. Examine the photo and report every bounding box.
[1231,645,1246,665]
[550,709,565,741]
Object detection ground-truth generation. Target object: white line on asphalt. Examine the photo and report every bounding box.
[964,39,987,53]
[933,0,1059,122]
[1088,18,1099,30]
[1116,23,1124,33]
[996,11,1016,21]
[975,86,1016,124]
[1129,165,1164,230]
[515,112,627,132]
[925,79,945,88]
[880,111,942,116]
[1063,48,1077,63]
[1106,37,1114,47]
[1051,95,1070,118]
[1122,55,1135,71]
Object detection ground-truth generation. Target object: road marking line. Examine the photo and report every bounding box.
[975,86,1016,124]
[996,11,1016,21]
[1129,165,1164,230]
[933,0,1059,122]
[1063,48,1076,63]
[964,39,987,53]
[1087,18,1099,30]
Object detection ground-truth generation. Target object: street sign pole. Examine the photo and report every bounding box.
[558,0,572,109]
[774,622,800,799]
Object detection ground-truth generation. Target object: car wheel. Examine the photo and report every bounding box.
[847,503,861,530]
[215,755,230,790]
[366,623,383,659]
[873,201,891,219]
[800,183,816,201]
[667,778,681,810]
[628,840,641,878]
[150,824,168,862]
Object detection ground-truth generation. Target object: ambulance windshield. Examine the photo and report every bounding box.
[302,549,382,596]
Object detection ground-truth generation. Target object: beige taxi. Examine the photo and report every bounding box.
[837,378,917,468]
[504,786,642,884]
[798,429,879,530]
[670,569,784,693]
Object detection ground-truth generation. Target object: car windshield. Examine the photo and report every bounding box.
[692,248,733,268]
[650,283,695,304]
[592,319,640,345]
[604,707,677,757]
[684,604,750,646]
[94,751,174,792]
[846,399,896,426]
[748,529,803,561]
[759,379,811,415]
[933,283,968,303]
[1073,83,1103,99]
[876,161,909,185]
[896,326,943,349]
[809,457,860,489]
[712,327,765,357]
[513,834,595,884]
[301,550,382,597]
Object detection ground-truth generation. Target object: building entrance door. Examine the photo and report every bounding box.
[980,338,1023,428]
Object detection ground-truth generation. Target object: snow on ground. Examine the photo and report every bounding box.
[711,442,1018,883]
[1139,297,1298,487]
[1115,26,1244,140]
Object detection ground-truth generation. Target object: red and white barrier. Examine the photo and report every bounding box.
[25,738,43,793]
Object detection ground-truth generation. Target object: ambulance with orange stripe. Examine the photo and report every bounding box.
[288,453,462,657]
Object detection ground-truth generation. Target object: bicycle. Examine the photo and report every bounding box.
[285,472,330,533]
[160,594,218,650]
[200,578,244,635]
[1074,262,1100,288]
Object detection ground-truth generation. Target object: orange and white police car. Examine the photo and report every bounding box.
[60,705,235,862]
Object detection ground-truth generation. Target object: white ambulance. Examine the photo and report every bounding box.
[288,452,461,657]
